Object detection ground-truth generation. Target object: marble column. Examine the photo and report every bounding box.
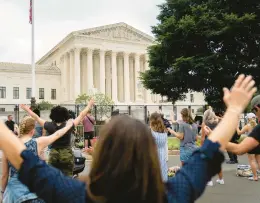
[74,48,81,98]
[69,50,74,100]
[111,51,118,102]
[87,48,93,94]
[99,50,106,94]
[144,54,152,103]
[64,53,69,101]
[123,52,130,103]
[81,51,88,94]
[134,53,142,102]
[60,55,65,101]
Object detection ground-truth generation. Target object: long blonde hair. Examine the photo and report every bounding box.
[19,116,35,137]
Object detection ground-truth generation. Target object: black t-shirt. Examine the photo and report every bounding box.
[5,120,15,131]
[248,124,260,143]
[44,121,74,148]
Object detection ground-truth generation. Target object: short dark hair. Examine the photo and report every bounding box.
[49,106,69,123]
[68,110,76,119]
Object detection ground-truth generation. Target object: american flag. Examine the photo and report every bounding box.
[29,0,32,24]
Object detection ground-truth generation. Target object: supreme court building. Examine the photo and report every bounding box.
[0,22,206,115]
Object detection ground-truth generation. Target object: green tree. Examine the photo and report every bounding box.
[75,93,114,121]
[37,100,54,110]
[141,0,260,109]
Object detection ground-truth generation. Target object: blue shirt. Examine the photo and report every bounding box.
[18,139,224,203]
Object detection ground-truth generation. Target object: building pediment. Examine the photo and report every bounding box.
[76,22,154,44]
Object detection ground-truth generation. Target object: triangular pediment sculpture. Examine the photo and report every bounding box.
[77,22,154,43]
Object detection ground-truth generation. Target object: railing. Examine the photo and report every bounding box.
[1,103,247,126]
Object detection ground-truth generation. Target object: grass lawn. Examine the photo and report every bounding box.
[168,137,201,150]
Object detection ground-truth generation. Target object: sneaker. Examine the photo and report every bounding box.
[207,181,213,186]
[216,179,225,185]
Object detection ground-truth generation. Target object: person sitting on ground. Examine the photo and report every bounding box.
[0,75,256,203]
[20,100,94,177]
[1,116,74,203]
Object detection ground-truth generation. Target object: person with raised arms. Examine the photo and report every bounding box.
[0,75,257,203]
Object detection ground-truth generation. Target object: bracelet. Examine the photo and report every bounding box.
[1,190,4,194]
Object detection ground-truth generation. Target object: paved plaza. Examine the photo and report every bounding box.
[0,152,259,202]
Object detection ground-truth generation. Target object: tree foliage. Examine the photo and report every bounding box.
[37,100,54,110]
[141,0,260,109]
[75,93,114,120]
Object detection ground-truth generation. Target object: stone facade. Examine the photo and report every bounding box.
[0,22,206,118]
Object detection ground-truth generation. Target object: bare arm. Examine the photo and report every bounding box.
[201,123,206,146]
[37,120,74,153]
[167,128,184,140]
[42,128,46,137]
[0,122,25,170]
[226,137,259,155]
[20,105,46,127]
[236,125,249,135]
[208,75,257,150]
[73,99,95,127]
[1,155,9,192]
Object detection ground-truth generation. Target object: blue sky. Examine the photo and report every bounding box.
[0,0,164,63]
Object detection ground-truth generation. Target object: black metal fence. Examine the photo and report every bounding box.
[0,103,207,125]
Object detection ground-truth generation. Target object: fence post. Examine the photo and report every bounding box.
[14,104,19,124]
[128,105,131,115]
[111,105,114,115]
[76,105,80,117]
[159,105,162,112]
[144,105,147,123]
[94,105,97,121]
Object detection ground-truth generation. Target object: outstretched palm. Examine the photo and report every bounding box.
[20,104,30,111]
[223,75,257,113]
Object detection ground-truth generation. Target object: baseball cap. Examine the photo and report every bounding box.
[246,113,256,119]
[251,95,260,111]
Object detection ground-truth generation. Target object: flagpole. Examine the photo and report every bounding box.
[30,0,36,109]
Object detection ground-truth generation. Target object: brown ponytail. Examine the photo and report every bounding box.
[181,108,194,124]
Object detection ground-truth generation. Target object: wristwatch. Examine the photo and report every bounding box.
[1,190,4,194]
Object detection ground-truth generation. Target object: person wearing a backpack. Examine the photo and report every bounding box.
[83,109,96,148]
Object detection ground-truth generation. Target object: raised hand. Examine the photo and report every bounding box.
[20,104,30,111]
[88,98,95,107]
[223,75,257,113]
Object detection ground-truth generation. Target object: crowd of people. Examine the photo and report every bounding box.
[0,75,259,203]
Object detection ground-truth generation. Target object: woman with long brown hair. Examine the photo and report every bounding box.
[0,75,256,202]
[168,108,198,165]
[150,112,168,182]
